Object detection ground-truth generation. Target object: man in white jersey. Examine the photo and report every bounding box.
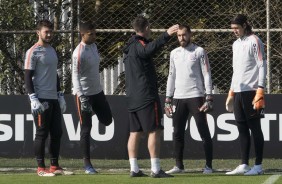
[165,25,213,174]
[24,20,73,176]
[72,21,113,174]
[225,14,267,175]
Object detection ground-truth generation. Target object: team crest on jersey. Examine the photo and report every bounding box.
[189,54,196,61]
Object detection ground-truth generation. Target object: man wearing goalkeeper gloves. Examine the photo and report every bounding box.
[165,25,213,175]
[72,21,113,174]
[225,14,267,176]
[24,20,72,177]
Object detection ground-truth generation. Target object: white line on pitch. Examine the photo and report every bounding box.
[262,175,281,184]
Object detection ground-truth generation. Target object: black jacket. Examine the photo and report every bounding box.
[123,32,171,112]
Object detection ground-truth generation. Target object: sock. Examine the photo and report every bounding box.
[84,158,92,168]
[37,158,45,168]
[151,158,160,173]
[176,160,184,170]
[206,161,212,169]
[254,164,262,169]
[129,158,139,173]
[50,157,59,167]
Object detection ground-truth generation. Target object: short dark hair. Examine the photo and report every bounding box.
[79,21,96,32]
[131,16,149,33]
[231,14,253,35]
[36,20,53,30]
[179,25,192,33]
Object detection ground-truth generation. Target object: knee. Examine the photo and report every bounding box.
[35,131,48,141]
[50,130,62,140]
[173,128,185,139]
[101,117,113,126]
[237,121,249,134]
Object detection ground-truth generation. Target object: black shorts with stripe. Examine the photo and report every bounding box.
[128,100,164,133]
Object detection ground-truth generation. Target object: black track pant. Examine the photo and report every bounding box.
[75,91,113,160]
[33,99,63,167]
[173,97,213,169]
[234,91,264,165]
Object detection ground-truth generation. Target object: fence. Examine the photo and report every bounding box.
[0,0,281,95]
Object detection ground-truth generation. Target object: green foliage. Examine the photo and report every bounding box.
[0,0,281,94]
[0,0,35,94]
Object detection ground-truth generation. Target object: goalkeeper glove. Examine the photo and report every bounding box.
[199,94,213,112]
[226,90,234,112]
[57,91,66,113]
[29,93,46,116]
[252,88,265,110]
[79,95,93,113]
[164,97,173,118]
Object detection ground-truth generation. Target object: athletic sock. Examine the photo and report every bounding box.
[176,160,184,170]
[84,158,92,168]
[50,157,59,167]
[206,160,212,169]
[37,158,45,168]
[129,158,139,173]
[151,158,160,173]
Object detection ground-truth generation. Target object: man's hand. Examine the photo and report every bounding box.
[167,24,179,36]
[199,95,213,112]
[226,90,234,112]
[58,91,66,113]
[79,95,93,113]
[29,93,46,116]
[252,88,265,110]
[164,97,173,118]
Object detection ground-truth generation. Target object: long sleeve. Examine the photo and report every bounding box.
[230,43,235,91]
[72,44,84,97]
[166,51,176,97]
[24,70,35,94]
[199,49,212,94]
[24,44,38,94]
[135,32,171,58]
[253,36,267,88]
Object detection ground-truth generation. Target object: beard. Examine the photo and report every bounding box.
[179,39,190,47]
[41,37,52,44]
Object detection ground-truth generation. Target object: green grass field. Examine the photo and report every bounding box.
[0,158,281,184]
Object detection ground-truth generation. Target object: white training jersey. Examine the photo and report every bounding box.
[231,34,267,92]
[166,43,212,99]
[24,43,58,99]
[72,42,102,97]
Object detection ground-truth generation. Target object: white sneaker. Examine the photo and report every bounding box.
[165,166,184,174]
[244,165,263,175]
[203,165,213,174]
[226,164,251,175]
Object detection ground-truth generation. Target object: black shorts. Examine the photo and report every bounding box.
[234,91,263,121]
[128,101,164,133]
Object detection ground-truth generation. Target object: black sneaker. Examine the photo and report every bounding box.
[130,170,147,177]
[151,169,174,178]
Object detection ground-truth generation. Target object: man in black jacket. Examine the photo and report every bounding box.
[123,16,178,178]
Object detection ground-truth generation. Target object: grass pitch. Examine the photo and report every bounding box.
[0,158,281,184]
